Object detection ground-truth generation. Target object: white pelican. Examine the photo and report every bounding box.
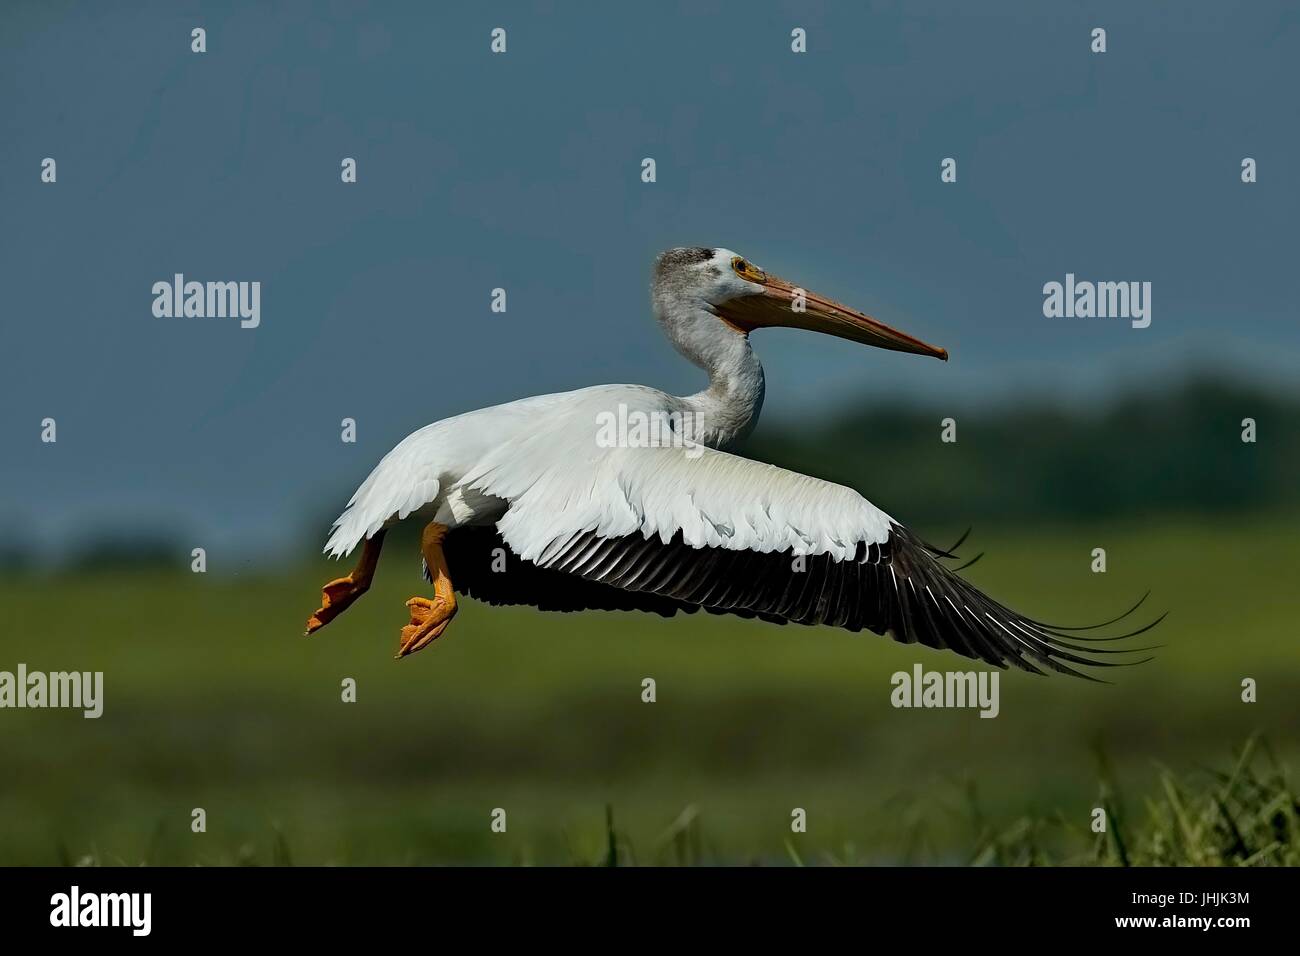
[307,247,1159,676]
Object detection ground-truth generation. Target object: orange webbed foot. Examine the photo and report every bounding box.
[305,575,365,636]
[395,595,457,658]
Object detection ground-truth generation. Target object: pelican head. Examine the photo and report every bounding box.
[652,246,947,361]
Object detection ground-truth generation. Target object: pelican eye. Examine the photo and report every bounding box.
[731,256,766,282]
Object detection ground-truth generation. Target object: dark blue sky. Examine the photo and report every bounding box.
[3,1,1297,561]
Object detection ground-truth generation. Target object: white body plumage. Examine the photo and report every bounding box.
[325,382,894,566]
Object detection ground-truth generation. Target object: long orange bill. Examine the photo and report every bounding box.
[716,273,948,360]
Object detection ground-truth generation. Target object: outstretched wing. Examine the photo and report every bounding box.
[460,441,1159,678]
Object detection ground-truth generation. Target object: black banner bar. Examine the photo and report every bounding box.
[0,865,1274,940]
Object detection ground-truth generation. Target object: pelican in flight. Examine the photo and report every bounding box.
[307,247,1158,676]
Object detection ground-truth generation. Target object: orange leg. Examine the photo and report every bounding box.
[305,531,386,636]
[396,521,458,658]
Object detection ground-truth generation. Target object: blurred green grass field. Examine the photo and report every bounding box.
[1,514,1296,865]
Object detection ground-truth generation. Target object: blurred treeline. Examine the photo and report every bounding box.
[746,377,1299,526]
